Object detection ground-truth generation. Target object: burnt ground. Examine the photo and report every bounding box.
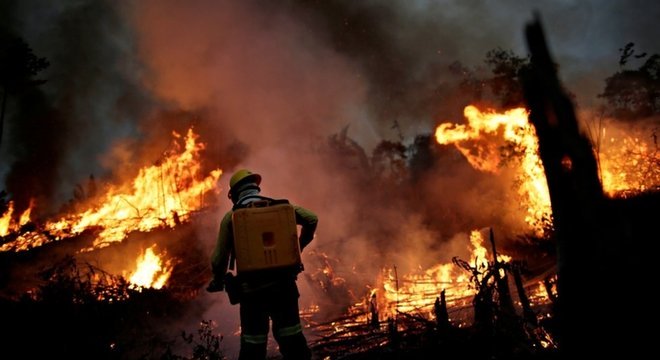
[0,293,560,360]
[4,187,658,359]
[0,221,561,360]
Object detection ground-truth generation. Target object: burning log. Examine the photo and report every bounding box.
[451,229,556,356]
[308,309,391,358]
[308,239,557,358]
[0,128,221,254]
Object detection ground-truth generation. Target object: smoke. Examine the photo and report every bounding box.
[2,0,659,356]
[280,0,660,126]
[126,0,660,349]
[1,0,153,215]
[3,0,657,216]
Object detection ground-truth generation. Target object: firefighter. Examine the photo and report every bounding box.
[207,169,318,360]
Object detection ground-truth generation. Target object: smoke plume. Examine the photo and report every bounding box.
[2,0,659,355]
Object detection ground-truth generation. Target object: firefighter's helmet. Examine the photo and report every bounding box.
[229,169,262,190]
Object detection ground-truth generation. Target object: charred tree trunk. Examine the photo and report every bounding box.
[473,285,495,337]
[522,15,651,357]
[543,276,556,304]
[489,229,516,317]
[523,16,604,356]
[434,290,449,332]
[369,293,379,329]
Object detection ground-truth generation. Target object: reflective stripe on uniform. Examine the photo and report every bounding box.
[241,333,268,344]
[275,323,303,338]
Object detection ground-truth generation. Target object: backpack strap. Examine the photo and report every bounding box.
[229,250,236,271]
[232,195,290,210]
[228,218,236,271]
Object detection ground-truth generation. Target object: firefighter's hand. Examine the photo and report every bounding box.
[206,278,224,293]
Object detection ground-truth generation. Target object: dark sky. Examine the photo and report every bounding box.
[1,0,659,209]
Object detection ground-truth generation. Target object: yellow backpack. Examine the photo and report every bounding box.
[231,198,302,274]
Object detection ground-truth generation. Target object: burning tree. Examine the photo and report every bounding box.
[0,128,222,253]
[0,126,224,358]
[0,126,222,302]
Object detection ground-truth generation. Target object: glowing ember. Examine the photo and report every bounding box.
[529,281,549,304]
[435,105,552,236]
[127,244,174,290]
[528,275,557,305]
[1,128,221,252]
[378,229,509,316]
[381,262,463,315]
[597,129,660,197]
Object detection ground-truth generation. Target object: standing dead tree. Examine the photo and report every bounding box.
[522,15,658,357]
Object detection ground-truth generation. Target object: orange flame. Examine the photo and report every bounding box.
[0,202,15,237]
[435,106,659,234]
[127,244,174,290]
[0,200,34,237]
[597,128,660,197]
[435,105,552,236]
[0,128,221,252]
[378,229,510,317]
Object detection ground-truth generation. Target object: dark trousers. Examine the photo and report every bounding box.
[238,280,311,360]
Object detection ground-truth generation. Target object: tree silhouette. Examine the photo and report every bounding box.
[0,30,49,146]
[484,48,530,108]
[446,48,530,110]
[599,43,660,120]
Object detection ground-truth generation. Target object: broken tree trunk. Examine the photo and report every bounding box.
[523,15,605,356]
[522,14,654,357]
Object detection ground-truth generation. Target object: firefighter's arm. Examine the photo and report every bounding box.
[208,212,233,292]
[294,205,318,250]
